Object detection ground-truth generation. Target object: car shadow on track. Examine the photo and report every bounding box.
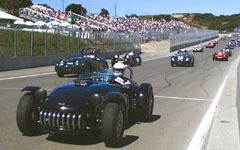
[46,131,102,145]
[126,114,161,130]
[46,131,139,147]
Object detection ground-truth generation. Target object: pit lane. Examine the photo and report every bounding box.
[0,37,239,150]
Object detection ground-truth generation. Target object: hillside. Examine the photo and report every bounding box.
[140,13,240,32]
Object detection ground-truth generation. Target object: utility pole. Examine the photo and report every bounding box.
[114,3,117,17]
[62,0,64,11]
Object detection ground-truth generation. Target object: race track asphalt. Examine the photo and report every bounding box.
[0,37,239,150]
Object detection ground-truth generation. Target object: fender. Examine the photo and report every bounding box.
[104,92,128,109]
[104,92,129,124]
[21,86,41,92]
[21,86,47,101]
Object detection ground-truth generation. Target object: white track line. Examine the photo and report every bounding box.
[0,72,56,81]
[187,76,228,150]
[154,95,212,101]
[187,54,240,150]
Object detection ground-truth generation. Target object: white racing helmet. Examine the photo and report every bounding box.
[113,62,125,77]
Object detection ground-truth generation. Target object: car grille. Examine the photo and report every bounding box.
[40,109,83,130]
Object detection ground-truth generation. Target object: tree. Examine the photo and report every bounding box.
[38,4,55,11]
[130,14,138,17]
[66,4,87,15]
[99,8,109,16]
[0,0,32,16]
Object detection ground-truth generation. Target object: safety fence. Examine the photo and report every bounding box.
[170,29,219,51]
[0,27,141,58]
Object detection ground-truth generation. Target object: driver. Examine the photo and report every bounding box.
[112,62,131,87]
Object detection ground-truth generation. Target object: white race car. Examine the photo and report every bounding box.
[193,44,203,52]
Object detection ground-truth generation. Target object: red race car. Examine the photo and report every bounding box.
[212,39,219,44]
[213,50,228,61]
[206,42,215,48]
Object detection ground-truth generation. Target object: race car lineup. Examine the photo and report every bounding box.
[16,36,238,147]
[171,37,238,66]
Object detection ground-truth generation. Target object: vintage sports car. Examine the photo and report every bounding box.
[193,44,203,52]
[55,49,108,77]
[226,42,234,49]
[171,50,194,67]
[221,37,226,40]
[206,42,215,48]
[223,48,232,57]
[111,50,142,67]
[16,66,154,147]
[213,50,228,61]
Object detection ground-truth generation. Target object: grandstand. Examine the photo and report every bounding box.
[18,5,196,36]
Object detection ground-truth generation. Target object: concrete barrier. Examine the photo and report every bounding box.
[170,36,218,52]
[0,49,141,71]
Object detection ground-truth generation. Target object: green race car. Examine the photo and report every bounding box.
[55,49,108,77]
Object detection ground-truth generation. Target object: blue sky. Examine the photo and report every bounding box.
[32,0,240,17]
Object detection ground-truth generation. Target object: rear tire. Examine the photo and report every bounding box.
[16,93,39,135]
[102,103,125,147]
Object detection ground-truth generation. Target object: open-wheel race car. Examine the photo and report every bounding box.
[111,50,142,67]
[171,49,194,67]
[16,63,154,147]
[55,48,108,77]
[213,50,228,61]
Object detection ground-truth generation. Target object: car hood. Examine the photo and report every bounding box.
[41,81,120,111]
[172,54,190,57]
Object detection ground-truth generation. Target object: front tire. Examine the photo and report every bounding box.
[136,57,142,66]
[16,93,40,135]
[57,72,64,77]
[139,87,154,122]
[102,103,125,147]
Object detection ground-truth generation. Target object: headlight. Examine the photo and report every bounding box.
[59,61,64,66]
[186,58,189,61]
[171,57,175,61]
[75,61,79,66]
[126,55,129,59]
[114,55,118,58]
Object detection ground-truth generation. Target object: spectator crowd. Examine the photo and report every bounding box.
[19,5,196,35]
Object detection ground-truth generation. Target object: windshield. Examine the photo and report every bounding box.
[78,69,114,82]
